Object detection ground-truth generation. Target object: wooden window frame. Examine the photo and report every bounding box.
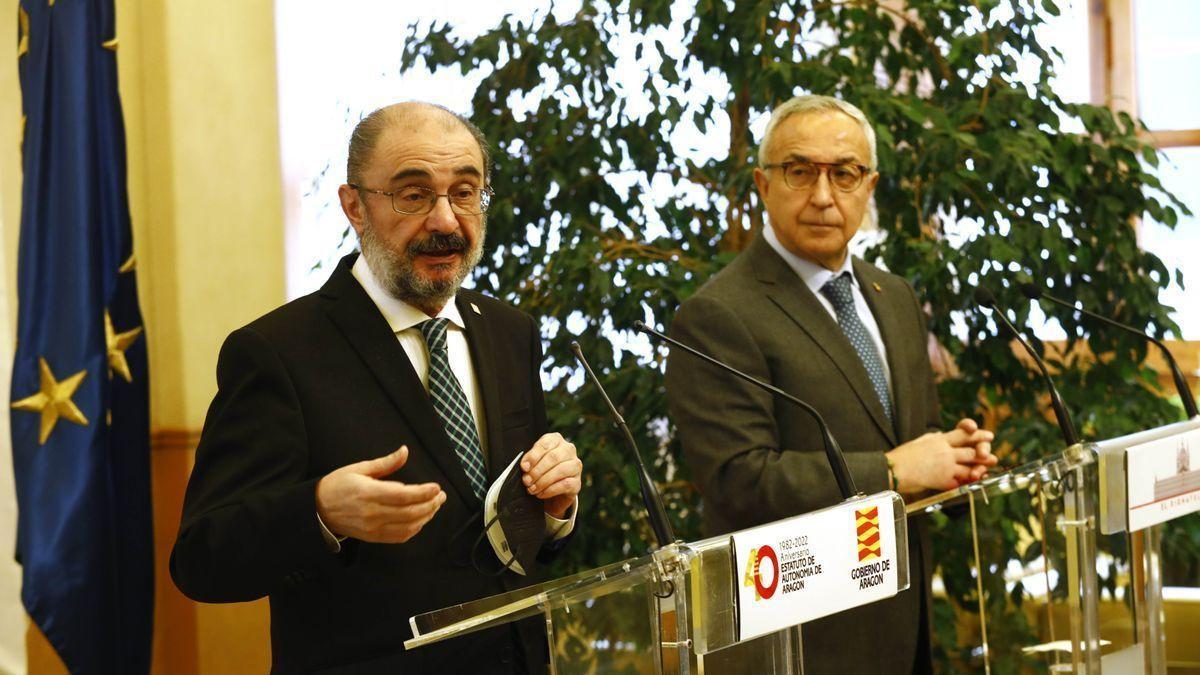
[1090,0,1200,387]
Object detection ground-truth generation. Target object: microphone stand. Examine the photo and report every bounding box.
[570,342,676,549]
[974,288,1080,447]
[633,321,860,500]
[1021,283,1198,419]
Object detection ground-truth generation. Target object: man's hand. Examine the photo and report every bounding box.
[520,433,582,519]
[316,446,446,543]
[886,419,997,495]
[952,418,998,482]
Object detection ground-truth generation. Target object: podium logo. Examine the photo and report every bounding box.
[743,545,779,601]
[855,506,881,561]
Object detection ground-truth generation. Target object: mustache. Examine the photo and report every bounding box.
[408,232,468,256]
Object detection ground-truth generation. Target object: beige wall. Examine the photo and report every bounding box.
[2,0,285,672]
[123,0,288,430]
[3,4,34,675]
[2,11,20,305]
[0,12,27,668]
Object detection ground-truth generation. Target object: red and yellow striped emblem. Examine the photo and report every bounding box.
[856,506,881,561]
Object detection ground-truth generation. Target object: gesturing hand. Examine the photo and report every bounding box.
[520,433,583,519]
[316,446,446,543]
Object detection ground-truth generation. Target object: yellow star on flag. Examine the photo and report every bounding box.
[17,6,30,59]
[105,310,143,382]
[11,358,90,445]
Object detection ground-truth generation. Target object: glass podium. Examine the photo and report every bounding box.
[406,492,909,674]
[906,418,1200,674]
[1096,417,1200,675]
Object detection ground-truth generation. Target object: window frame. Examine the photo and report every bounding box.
[1090,0,1200,387]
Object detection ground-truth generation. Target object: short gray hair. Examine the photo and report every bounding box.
[757,95,878,169]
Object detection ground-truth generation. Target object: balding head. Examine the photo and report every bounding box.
[346,102,491,186]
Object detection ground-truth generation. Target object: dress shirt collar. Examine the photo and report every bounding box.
[762,224,858,295]
[351,253,466,333]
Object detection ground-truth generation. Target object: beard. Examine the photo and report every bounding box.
[358,216,486,311]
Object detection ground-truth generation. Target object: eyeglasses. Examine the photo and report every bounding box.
[761,161,873,192]
[348,183,494,215]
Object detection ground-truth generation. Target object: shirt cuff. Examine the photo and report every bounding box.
[545,498,577,542]
[317,511,347,553]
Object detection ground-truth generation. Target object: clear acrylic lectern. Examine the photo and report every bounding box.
[406,492,909,674]
[905,418,1200,674]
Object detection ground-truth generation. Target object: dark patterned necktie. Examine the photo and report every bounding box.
[419,318,487,499]
[820,273,894,426]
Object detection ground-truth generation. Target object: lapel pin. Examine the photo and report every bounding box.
[470,302,482,315]
[872,282,883,293]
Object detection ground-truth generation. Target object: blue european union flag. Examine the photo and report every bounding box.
[9,1,154,672]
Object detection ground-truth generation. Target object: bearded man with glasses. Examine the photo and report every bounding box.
[665,95,996,674]
[172,102,582,673]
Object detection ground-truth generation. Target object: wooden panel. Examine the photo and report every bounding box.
[1106,0,1138,116]
[1042,339,1200,396]
[196,601,271,675]
[150,433,200,675]
[1154,341,1200,393]
[1088,0,1110,105]
[1165,592,1200,671]
[152,428,201,453]
[1142,129,1200,149]
[26,622,67,675]
[162,429,270,674]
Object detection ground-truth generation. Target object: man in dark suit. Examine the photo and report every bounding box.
[171,102,583,673]
[665,95,996,673]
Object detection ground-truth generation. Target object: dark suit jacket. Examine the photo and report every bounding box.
[171,254,556,674]
[665,233,939,674]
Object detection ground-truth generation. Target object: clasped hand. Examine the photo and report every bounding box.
[519,432,582,519]
[886,418,998,495]
[315,433,583,544]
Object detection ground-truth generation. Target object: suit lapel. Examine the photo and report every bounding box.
[855,260,913,442]
[750,236,898,446]
[456,293,509,483]
[321,258,481,507]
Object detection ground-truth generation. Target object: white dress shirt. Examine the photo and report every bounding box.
[763,225,893,392]
[316,257,574,551]
[352,256,489,451]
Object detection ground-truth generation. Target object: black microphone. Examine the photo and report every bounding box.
[973,287,1080,446]
[632,321,860,500]
[570,342,676,549]
[1020,282,1198,419]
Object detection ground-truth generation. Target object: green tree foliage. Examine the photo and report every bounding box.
[400,0,1194,670]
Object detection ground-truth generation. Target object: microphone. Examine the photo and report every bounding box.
[570,342,676,549]
[632,321,860,500]
[973,287,1080,446]
[1020,282,1198,419]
